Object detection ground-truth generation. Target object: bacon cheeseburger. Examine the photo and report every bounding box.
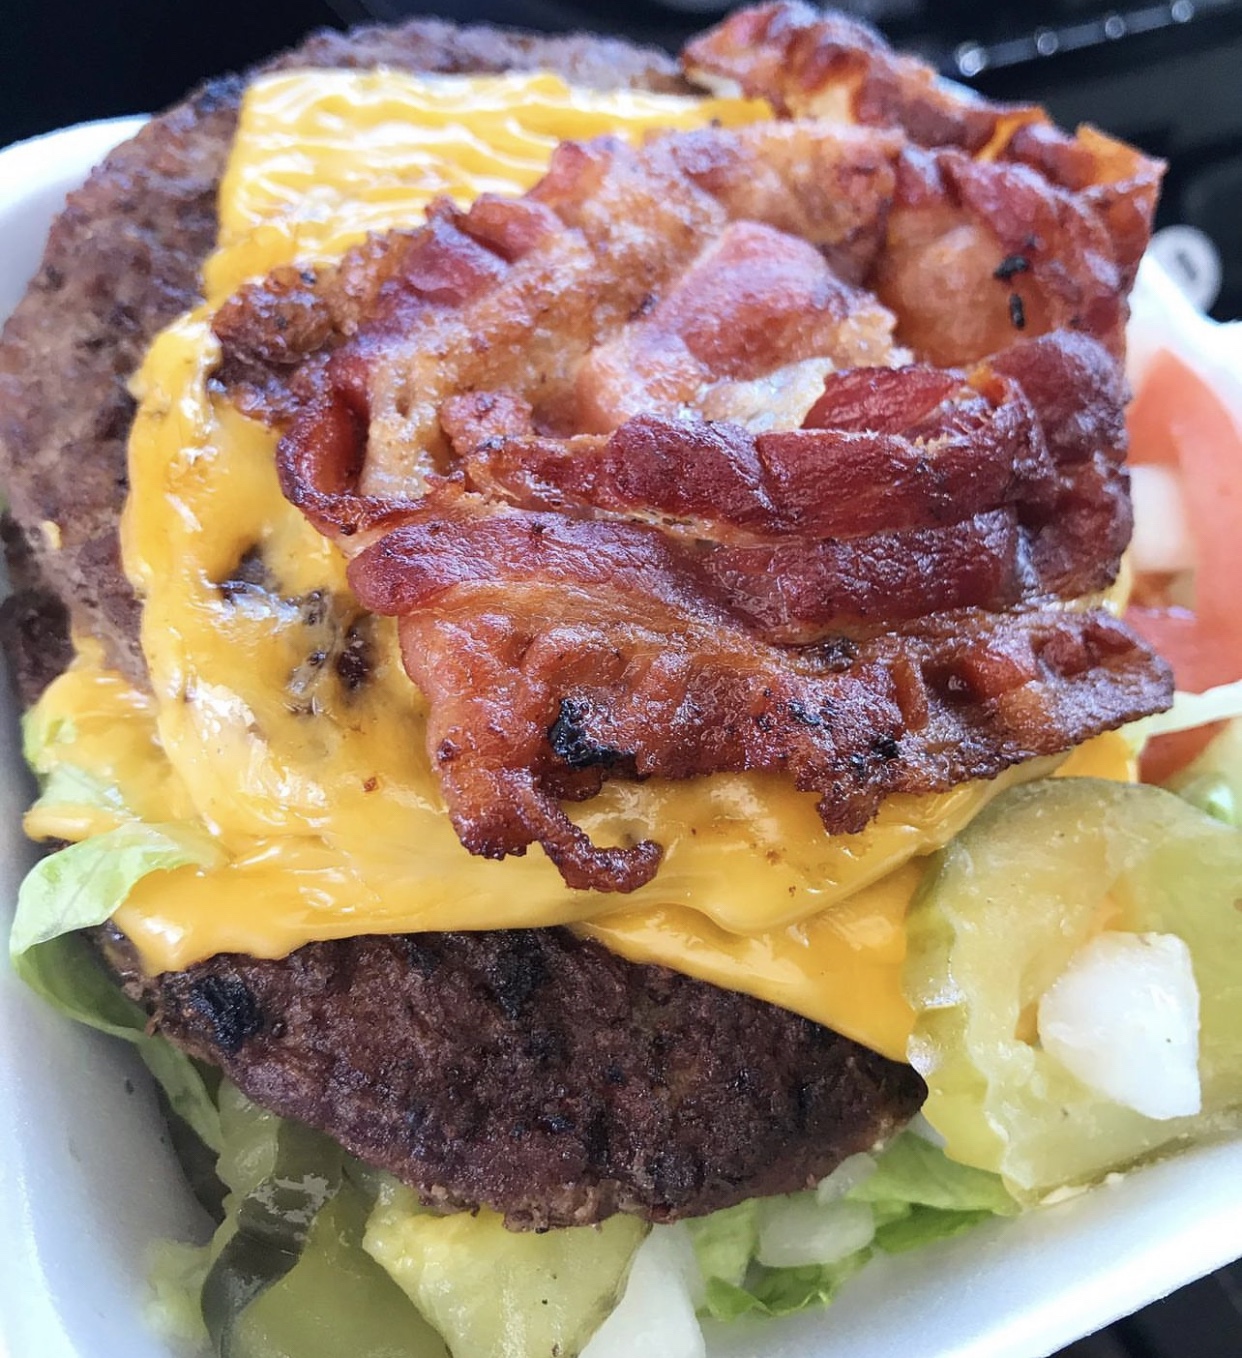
[6,6,1242,1357]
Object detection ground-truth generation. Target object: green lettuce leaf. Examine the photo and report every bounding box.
[28,763,125,818]
[684,1200,757,1289]
[871,1205,996,1255]
[10,821,221,957]
[693,1132,1014,1320]
[701,1251,869,1321]
[848,1131,1017,1216]
[848,1132,1014,1258]
[12,929,222,1151]
[21,705,76,772]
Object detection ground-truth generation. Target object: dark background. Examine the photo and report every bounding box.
[2,1,1241,1352]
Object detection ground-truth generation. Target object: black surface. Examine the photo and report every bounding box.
[1064,1260,1242,1357]
[0,0,340,148]
[1,1,1240,1353]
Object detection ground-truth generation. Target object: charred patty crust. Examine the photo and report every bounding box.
[0,16,926,1227]
[101,926,924,1229]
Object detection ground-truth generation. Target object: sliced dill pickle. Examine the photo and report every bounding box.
[905,778,1242,1201]
[363,1183,647,1358]
[233,1184,450,1358]
[201,1085,447,1357]
[214,1081,282,1200]
[201,1115,345,1356]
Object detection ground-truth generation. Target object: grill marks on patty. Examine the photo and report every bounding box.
[138,929,927,1230]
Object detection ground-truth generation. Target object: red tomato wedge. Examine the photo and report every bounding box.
[1125,348,1242,690]
[1124,348,1242,780]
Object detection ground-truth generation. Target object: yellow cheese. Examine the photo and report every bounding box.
[208,71,769,304]
[581,732,1137,1057]
[22,638,194,841]
[21,69,1136,1061]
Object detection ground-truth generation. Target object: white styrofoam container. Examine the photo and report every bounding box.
[2,117,1241,1358]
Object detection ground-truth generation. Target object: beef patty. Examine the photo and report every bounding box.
[0,16,925,1228]
[100,926,921,1230]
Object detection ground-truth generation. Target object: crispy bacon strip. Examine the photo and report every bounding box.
[216,97,1159,436]
[458,338,1098,527]
[683,1,1161,281]
[216,121,903,432]
[207,5,1171,891]
[348,488,1168,890]
[325,331,1160,891]
[683,1,1013,151]
[255,124,1150,540]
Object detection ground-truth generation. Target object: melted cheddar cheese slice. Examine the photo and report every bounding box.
[24,71,1135,1062]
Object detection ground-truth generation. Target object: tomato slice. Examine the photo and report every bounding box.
[1123,348,1242,780]
[1124,348,1242,690]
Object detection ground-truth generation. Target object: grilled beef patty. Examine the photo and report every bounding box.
[100,926,923,1229]
[0,16,926,1227]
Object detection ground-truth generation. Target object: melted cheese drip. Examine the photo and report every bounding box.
[25,70,1135,1061]
[207,71,770,304]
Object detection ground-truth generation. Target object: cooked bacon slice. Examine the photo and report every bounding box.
[683,1,1010,151]
[329,332,1165,892]
[681,3,1161,364]
[208,6,1170,892]
[459,343,1074,533]
[448,334,1127,605]
[348,487,1168,891]
[216,99,1159,439]
[452,380,1027,540]
[571,220,896,434]
[683,1,1161,281]
[216,120,904,436]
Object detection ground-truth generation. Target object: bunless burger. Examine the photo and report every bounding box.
[6,6,1234,1355]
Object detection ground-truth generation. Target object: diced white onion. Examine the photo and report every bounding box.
[1037,931,1202,1121]
[1129,464,1196,576]
[581,1224,705,1358]
[757,1194,875,1269]
[815,1151,877,1204]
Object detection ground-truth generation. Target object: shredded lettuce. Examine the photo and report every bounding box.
[688,1132,1014,1320]
[848,1130,1017,1217]
[870,1205,996,1254]
[12,930,223,1150]
[684,1201,756,1289]
[20,705,77,771]
[698,1251,869,1322]
[9,821,221,957]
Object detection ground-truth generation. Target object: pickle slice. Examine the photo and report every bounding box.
[201,1085,448,1358]
[364,1183,646,1358]
[905,778,1242,1201]
[234,1185,451,1358]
